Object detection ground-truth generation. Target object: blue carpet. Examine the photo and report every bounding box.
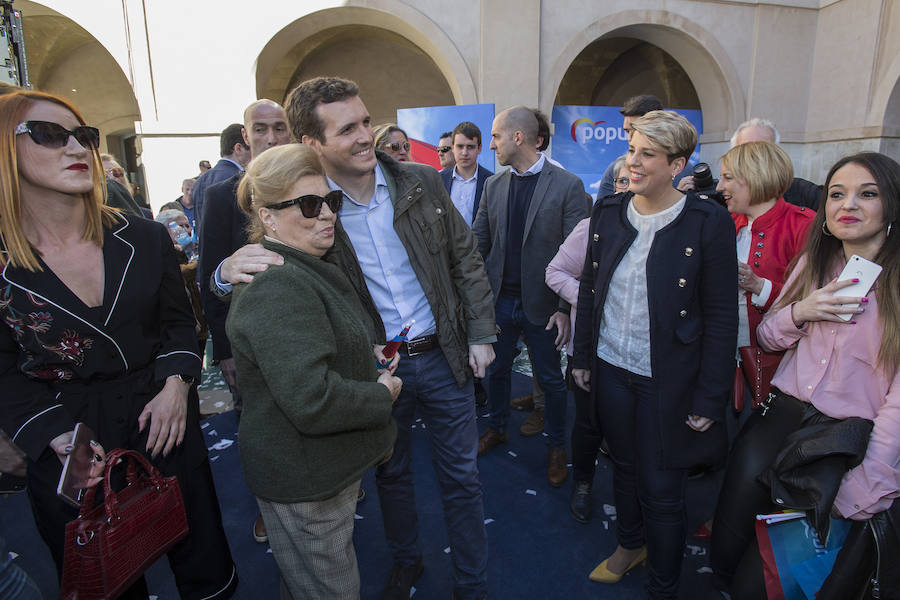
[1,372,723,599]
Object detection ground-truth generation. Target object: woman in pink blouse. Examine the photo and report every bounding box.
[546,155,627,524]
[711,152,900,599]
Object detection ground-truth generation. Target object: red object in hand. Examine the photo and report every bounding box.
[382,321,413,360]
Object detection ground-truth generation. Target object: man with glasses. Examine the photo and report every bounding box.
[437,131,455,170]
[216,77,496,600]
[440,121,493,227]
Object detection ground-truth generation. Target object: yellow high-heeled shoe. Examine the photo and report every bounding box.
[588,546,648,583]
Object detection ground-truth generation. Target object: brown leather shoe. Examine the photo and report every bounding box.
[509,393,534,411]
[477,428,508,457]
[547,447,568,487]
[519,407,544,436]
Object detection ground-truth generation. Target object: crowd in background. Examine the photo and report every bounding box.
[0,74,897,600]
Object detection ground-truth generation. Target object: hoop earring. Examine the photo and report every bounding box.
[822,221,833,237]
[888,222,893,237]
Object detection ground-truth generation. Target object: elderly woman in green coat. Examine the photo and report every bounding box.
[226,144,400,600]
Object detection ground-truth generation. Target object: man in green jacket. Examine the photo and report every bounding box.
[217,78,496,600]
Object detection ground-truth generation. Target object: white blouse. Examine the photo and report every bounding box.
[596,196,686,377]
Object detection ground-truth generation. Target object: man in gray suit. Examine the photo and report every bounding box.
[472,106,588,486]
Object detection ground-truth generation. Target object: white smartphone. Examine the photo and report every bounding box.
[833,254,882,321]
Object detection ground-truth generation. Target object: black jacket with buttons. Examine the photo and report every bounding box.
[572,191,738,468]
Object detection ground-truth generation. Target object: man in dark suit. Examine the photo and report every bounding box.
[198,99,291,545]
[192,123,250,233]
[440,121,493,226]
[472,106,588,486]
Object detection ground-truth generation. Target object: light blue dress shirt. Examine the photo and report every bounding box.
[329,164,437,341]
[449,166,478,226]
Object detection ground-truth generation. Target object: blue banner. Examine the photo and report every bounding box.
[397,104,495,171]
[551,106,703,196]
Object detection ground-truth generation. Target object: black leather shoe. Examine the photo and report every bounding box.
[474,380,488,408]
[570,480,592,523]
[381,556,424,600]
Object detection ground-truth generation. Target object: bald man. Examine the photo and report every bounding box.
[198,99,291,544]
[472,106,588,486]
[199,100,290,413]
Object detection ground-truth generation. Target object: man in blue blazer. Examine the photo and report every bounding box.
[472,106,588,486]
[440,121,492,227]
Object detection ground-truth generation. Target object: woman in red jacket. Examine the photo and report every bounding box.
[716,141,815,431]
[696,142,816,540]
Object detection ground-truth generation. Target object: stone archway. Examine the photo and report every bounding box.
[16,2,140,148]
[869,54,900,159]
[555,37,701,110]
[545,10,744,143]
[16,1,144,201]
[254,5,472,125]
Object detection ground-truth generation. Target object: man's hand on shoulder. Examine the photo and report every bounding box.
[221,244,284,284]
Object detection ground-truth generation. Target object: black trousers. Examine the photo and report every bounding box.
[26,369,237,599]
[594,358,688,600]
[710,390,808,599]
[567,356,604,483]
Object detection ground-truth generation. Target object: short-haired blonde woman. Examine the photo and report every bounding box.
[226,143,400,599]
[373,123,410,162]
[718,142,815,423]
[571,110,738,598]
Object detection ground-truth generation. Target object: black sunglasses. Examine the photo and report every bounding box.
[15,120,100,150]
[268,189,343,218]
[386,141,410,152]
[437,146,451,154]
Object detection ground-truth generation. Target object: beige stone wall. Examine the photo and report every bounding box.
[16,0,898,207]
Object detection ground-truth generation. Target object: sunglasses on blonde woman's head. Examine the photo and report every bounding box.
[386,141,410,152]
[614,177,630,188]
[268,189,344,218]
[15,120,101,150]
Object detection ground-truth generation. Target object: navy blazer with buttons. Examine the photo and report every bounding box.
[440,164,493,226]
[572,191,738,469]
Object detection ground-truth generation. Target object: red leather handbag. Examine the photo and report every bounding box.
[60,448,188,600]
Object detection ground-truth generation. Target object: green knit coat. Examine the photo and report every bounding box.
[226,239,396,503]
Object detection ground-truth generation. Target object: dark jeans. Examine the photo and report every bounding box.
[375,348,487,600]
[594,358,688,600]
[487,295,567,446]
[711,391,807,596]
[568,357,603,483]
[0,534,41,600]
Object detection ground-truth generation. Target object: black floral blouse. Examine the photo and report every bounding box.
[0,215,201,460]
